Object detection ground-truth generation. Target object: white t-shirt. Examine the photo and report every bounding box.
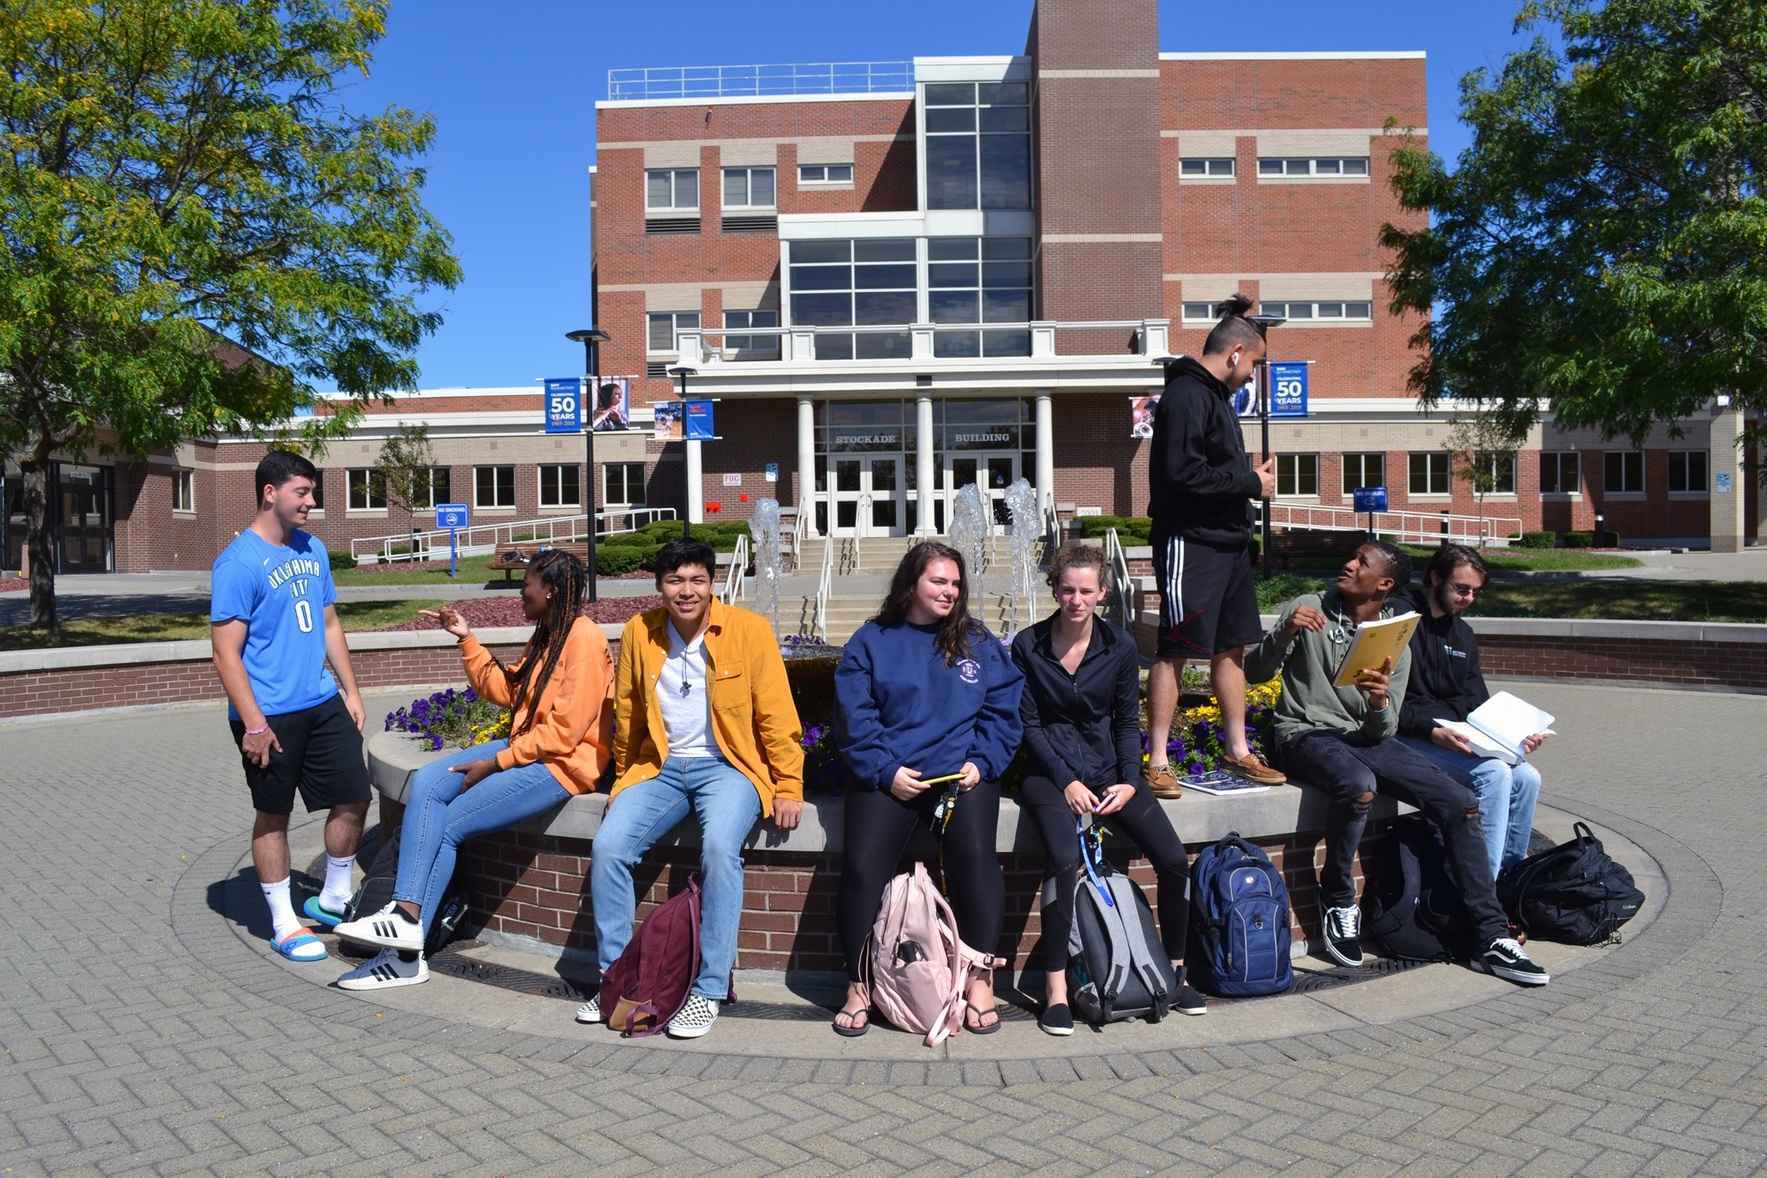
[656,618,724,759]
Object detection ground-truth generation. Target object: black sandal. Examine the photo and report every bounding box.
[963,1002,1001,1035]
[831,1005,870,1038]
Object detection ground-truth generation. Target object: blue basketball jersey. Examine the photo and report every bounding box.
[210,528,339,718]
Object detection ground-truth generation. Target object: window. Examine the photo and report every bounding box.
[347,467,386,511]
[604,462,646,506]
[1258,300,1373,321]
[537,464,580,508]
[1470,452,1517,495]
[788,238,915,360]
[1181,301,1220,322]
[924,81,1032,210]
[1276,453,1319,497]
[724,309,780,360]
[172,469,195,513]
[1341,452,1385,495]
[1668,450,1707,494]
[647,310,701,354]
[408,466,450,510]
[722,166,775,210]
[1604,450,1645,494]
[1409,451,1451,495]
[1540,451,1580,494]
[645,168,699,211]
[798,163,854,185]
[474,465,515,508]
[1257,156,1369,177]
[309,472,324,511]
[928,237,1034,358]
[1180,157,1235,178]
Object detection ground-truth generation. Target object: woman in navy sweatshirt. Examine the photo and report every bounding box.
[830,541,1024,1037]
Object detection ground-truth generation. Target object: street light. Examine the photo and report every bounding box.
[565,326,609,604]
[667,362,698,540]
[1249,314,1286,575]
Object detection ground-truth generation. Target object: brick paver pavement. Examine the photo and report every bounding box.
[2,680,1764,1176]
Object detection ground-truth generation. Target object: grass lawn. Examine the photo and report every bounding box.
[1395,544,1640,572]
[1254,572,1767,623]
[0,599,431,651]
[331,554,501,586]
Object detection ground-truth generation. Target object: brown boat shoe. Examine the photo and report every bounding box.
[1222,751,1287,785]
[1142,763,1183,799]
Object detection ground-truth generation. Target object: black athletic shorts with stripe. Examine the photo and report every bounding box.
[1150,528,1262,660]
[230,692,371,816]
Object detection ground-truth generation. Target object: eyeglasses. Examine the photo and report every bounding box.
[1446,583,1480,598]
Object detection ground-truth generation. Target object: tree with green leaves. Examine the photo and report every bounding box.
[1445,406,1529,545]
[1381,0,1766,447]
[373,421,435,553]
[0,0,461,632]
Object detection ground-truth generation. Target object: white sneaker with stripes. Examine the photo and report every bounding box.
[336,948,429,991]
[334,903,423,952]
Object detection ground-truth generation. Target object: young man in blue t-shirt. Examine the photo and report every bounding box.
[211,450,370,962]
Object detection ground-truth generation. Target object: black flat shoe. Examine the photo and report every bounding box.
[1039,1002,1074,1036]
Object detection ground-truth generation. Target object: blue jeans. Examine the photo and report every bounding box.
[394,740,569,939]
[591,757,761,999]
[1400,737,1542,878]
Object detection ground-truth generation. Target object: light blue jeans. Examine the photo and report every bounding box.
[394,740,569,939]
[1400,736,1542,878]
[591,757,761,999]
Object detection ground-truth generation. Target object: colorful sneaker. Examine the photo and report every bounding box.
[1142,763,1183,799]
[574,995,602,1024]
[1222,752,1287,785]
[666,994,719,1040]
[336,948,428,991]
[334,902,422,952]
[1321,904,1364,967]
[1483,938,1550,986]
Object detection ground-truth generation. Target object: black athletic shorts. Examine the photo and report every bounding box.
[1150,529,1262,659]
[230,693,371,816]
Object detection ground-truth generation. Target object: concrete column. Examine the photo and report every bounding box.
[796,396,818,537]
[916,395,937,534]
[685,439,704,525]
[1710,405,1746,552]
[1035,393,1056,515]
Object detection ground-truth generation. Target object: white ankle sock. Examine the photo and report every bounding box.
[261,878,302,940]
[320,855,355,911]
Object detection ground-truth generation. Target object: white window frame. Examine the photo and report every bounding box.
[1409,451,1451,497]
[1668,450,1708,496]
[537,463,580,509]
[1180,301,1221,323]
[604,462,646,507]
[407,466,449,511]
[1276,453,1319,498]
[1540,450,1581,497]
[474,464,516,510]
[172,469,195,514]
[724,308,781,359]
[645,168,699,212]
[1341,452,1385,496]
[1256,156,1370,178]
[1604,450,1646,496]
[798,163,854,186]
[1179,157,1235,179]
[1259,300,1374,322]
[647,310,701,355]
[721,166,776,211]
[1472,451,1518,496]
[346,467,387,513]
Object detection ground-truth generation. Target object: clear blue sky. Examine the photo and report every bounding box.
[338,0,1537,390]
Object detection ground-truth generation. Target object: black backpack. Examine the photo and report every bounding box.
[1065,823,1177,1026]
[1497,822,1644,945]
[1362,816,1475,962]
[346,827,467,956]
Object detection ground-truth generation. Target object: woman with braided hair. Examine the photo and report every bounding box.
[335,550,614,989]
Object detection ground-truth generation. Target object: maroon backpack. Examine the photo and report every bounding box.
[598,876,704,1037]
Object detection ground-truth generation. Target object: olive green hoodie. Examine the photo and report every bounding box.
[1242,588,1412,751]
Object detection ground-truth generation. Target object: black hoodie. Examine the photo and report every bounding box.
[1146,356,1261,548]
[1396,585,1492,739]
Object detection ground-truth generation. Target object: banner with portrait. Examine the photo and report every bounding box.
[591,376,633,432]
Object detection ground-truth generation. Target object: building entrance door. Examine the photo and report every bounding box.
[55,463,113,573]
[946,451,1019,534]
[830,455,904,538]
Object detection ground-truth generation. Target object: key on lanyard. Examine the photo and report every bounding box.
[933,782,960,833]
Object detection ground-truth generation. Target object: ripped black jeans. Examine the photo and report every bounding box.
[1278,730,1510,946]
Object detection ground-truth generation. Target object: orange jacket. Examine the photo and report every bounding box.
[612,600,804,816]
[460,616,613,795]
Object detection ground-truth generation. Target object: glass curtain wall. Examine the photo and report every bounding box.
[924,82,1032,210]
[929,238,1034,357]
[788,239,916,360]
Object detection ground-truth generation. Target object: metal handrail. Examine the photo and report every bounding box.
[608,61,913,102]
[790,498,809,571]
[349,506,679,564]
[720,532,750,603]
[854,492,873,540]
[1256,501,1522,544]
[1104,527,1134,629]
[814,530,835,643]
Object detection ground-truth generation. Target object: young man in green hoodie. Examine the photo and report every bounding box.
[1244,540,1548,986]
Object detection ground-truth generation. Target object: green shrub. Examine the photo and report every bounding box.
[1074,515,1152,544]
[1561,531,1595,548]
[328,550,357,571]
[590,546,646,575]
[1517,531,1557,549]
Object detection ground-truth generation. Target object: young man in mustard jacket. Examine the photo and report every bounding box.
[576,539,804,1038]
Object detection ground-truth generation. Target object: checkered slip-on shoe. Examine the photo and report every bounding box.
[666,994,720,1039]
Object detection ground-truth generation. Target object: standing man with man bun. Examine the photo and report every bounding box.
[1144,294,1285,793]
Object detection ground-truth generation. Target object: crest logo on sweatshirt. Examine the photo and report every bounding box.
[956,658,981,684]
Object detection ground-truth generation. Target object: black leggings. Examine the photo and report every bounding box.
[1019,775,1191,970]
[837,780,1005,983]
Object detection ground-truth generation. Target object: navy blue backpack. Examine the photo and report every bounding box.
[1187,832,1295,997]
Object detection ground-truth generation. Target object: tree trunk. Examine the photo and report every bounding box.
[22,456,57,633]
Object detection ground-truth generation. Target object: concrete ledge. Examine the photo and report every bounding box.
[1135,608,1767,646]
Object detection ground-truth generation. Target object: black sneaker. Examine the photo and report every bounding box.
[1173,974,1207,1017]
[1483,937,1550,986]
[1321,905,1364,967]
[1039,1002,1074,1036]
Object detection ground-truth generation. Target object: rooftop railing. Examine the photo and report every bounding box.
[607,61,914,102]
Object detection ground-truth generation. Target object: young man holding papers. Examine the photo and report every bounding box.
[1399,544,1549,879]
[1245,541,1548,985]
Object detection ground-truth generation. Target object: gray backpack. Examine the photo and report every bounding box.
[1063,820,1177,1026]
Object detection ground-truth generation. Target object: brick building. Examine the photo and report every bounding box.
[4,0,1759,575]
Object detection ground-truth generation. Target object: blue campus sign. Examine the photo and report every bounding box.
[435,503,469,530]
[684,399,716,441]
[1269,361,1309,417]
[1352,486,1389,513]
[543,377,582,434]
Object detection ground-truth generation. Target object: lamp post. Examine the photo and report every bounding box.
[1249,314,1286,575]
[667,362,698,540]
[565,327,609,604]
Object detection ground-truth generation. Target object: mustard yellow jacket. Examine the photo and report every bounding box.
[612,600,805,816]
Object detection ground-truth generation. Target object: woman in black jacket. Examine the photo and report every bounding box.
[1009,543,1205,1035]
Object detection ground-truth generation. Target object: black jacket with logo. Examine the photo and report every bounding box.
[1146,356,1261,548]
[1009,615,1142,789]
[1396,586,1492,739]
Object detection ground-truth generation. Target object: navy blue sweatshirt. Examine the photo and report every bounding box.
[834,620,1025,791]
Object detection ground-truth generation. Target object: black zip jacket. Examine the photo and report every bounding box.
[1396,586,1492,739]
[1009,615,1142,789]
[1146,356,1262,547]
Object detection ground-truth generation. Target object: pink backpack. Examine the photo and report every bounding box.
[863,863,1003,1047]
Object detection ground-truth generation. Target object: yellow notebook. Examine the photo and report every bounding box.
[1332,611,1421,687]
